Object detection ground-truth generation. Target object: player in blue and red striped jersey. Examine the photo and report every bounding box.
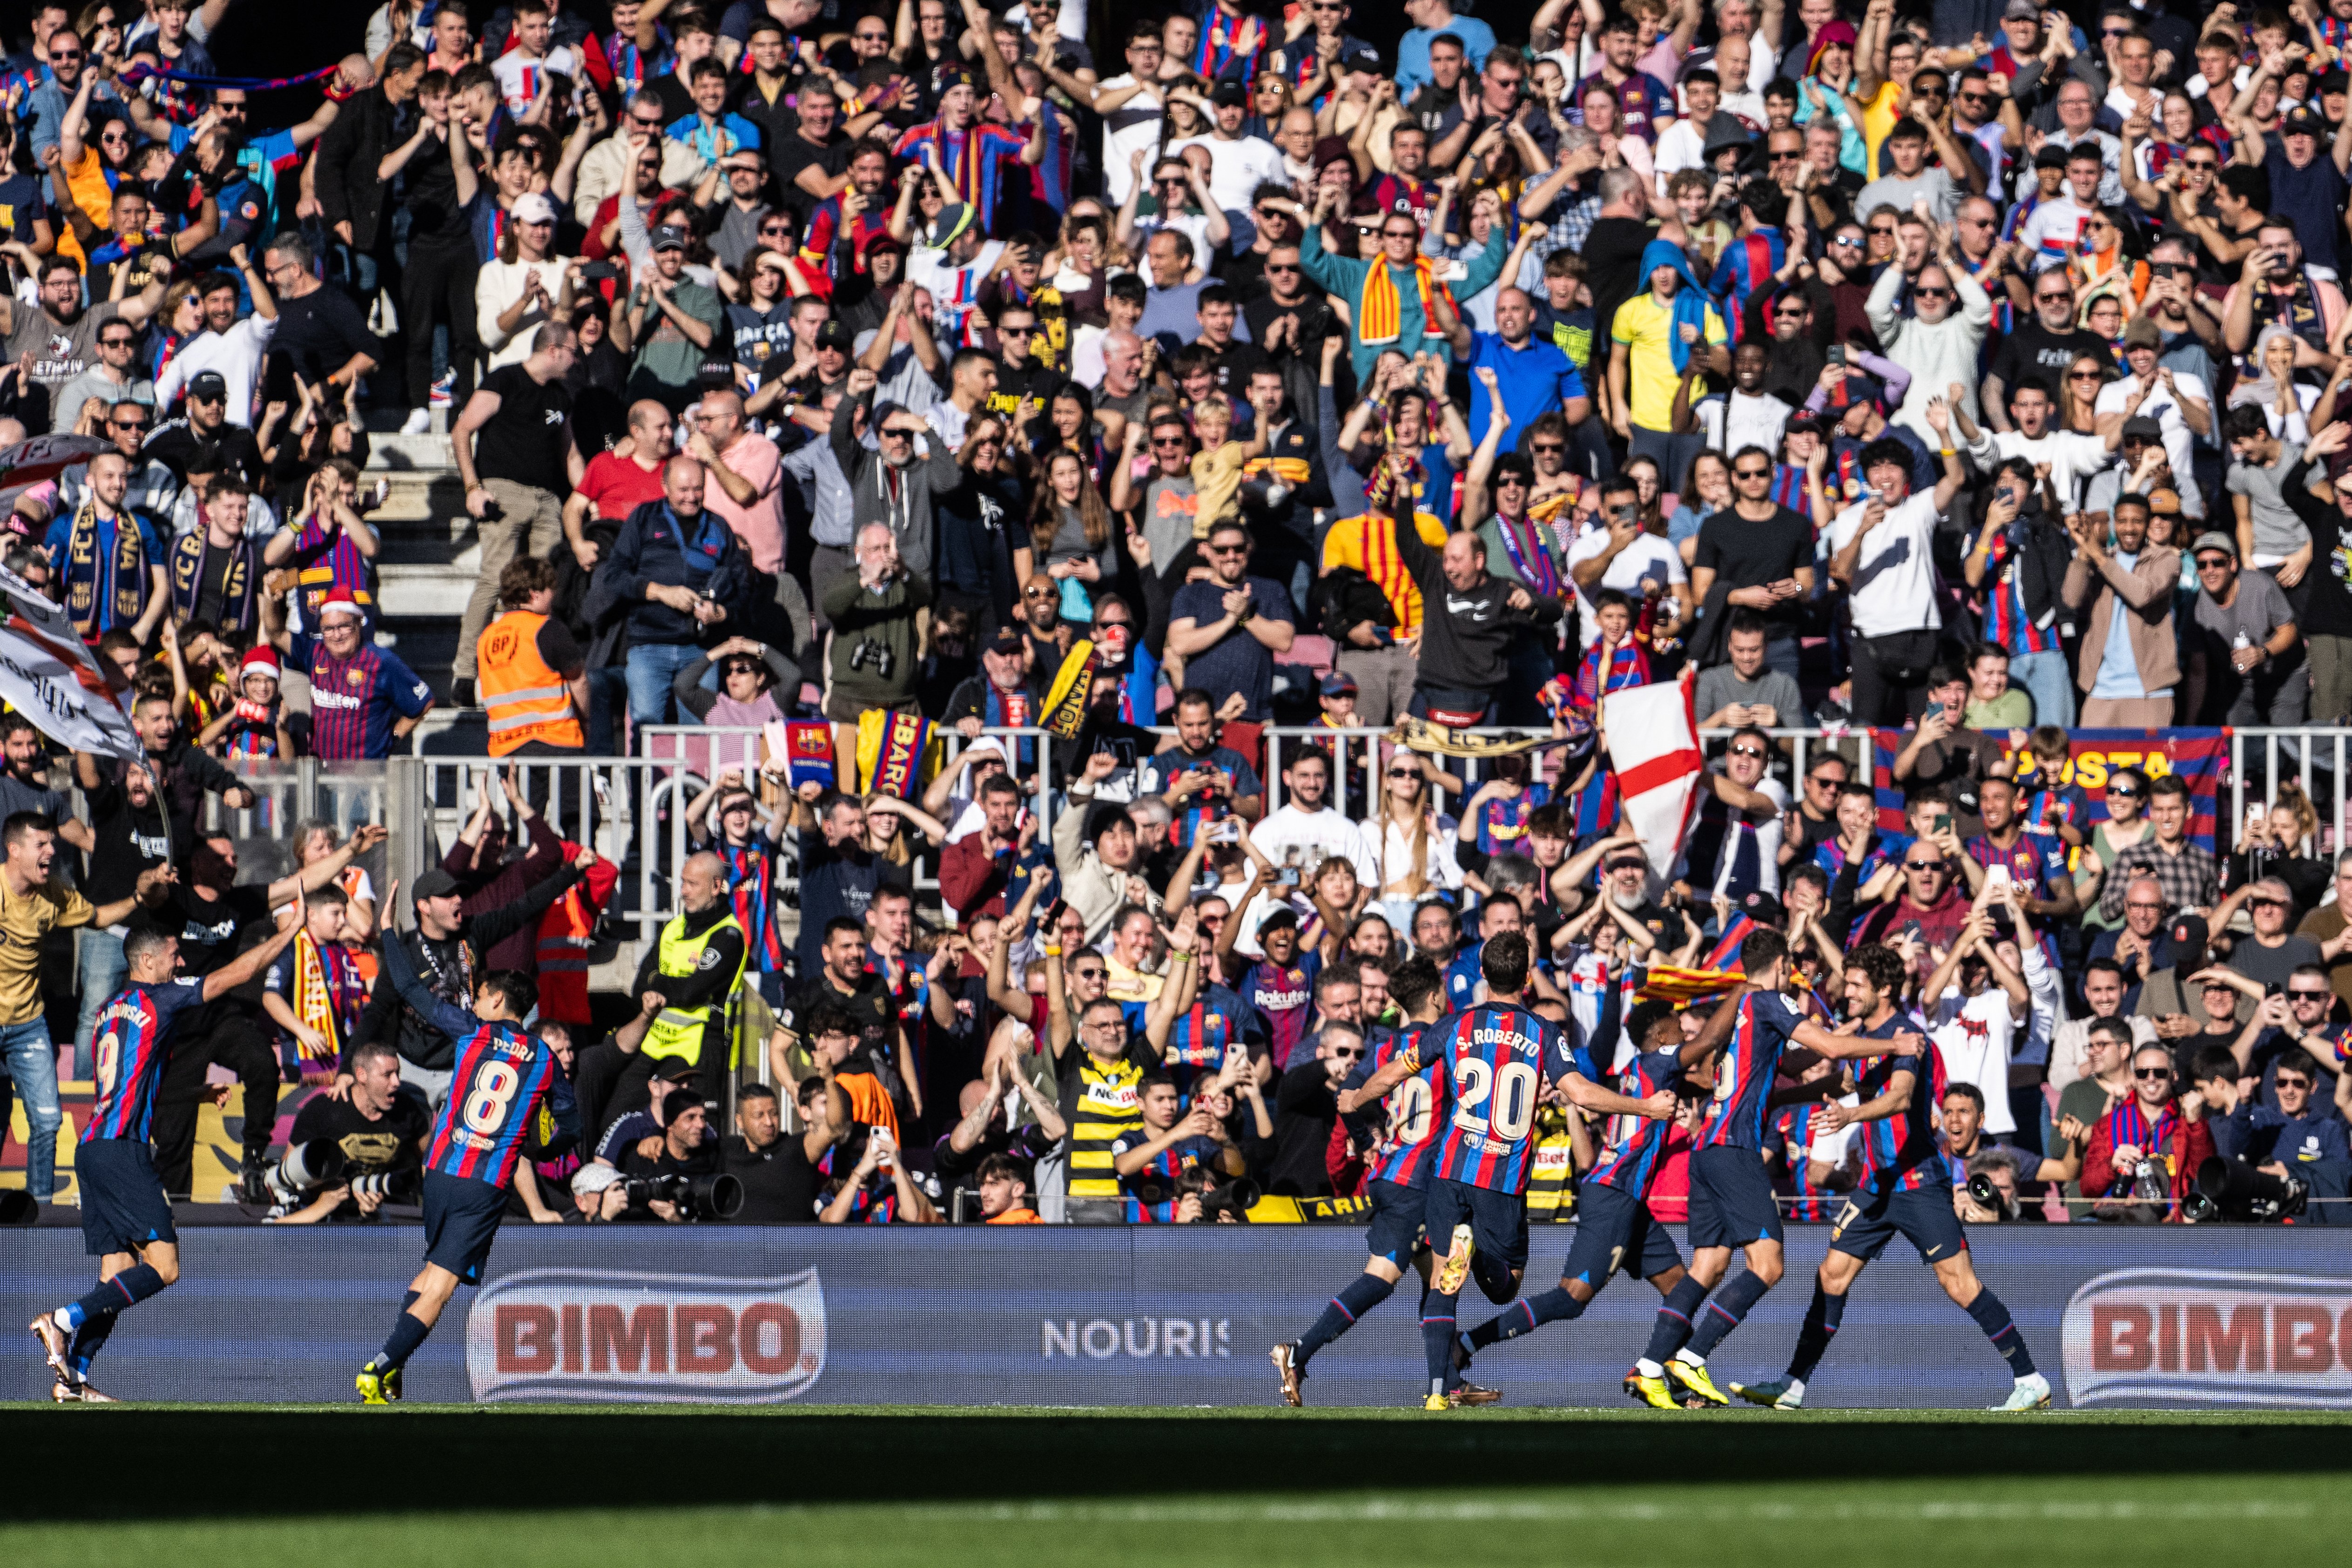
[1272,956,1447,1404]
[1449,996,1697,1390]
[1633,926,1912,1409]
[30,902,300,1403]
[353,882,554,1405]
[1346,934,1673,1409]
[1731,943,2053,1412]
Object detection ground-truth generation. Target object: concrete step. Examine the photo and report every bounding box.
[377,560,476,620]
[366,432,454,470]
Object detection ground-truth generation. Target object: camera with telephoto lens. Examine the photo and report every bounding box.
[849,639,895,679]
[266,1139,418,1209]
[1964,1171,2015,1218]
[622,1171,745,1221]
[2182,1156,2308,1224]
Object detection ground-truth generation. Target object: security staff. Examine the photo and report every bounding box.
[617,851,747,1118]
[478,555,587,759]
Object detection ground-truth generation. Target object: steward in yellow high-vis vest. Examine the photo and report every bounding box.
[622,852,746,1113]
[477,559,586,759]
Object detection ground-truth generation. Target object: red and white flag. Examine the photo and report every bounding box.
[1602,669,1703,886]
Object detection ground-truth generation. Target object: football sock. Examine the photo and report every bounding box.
[67,1311,117,1380]
[1965,1287,2038,1379]
[1421,1304,1459,1394]
[1470,1288,1584,1350]
[73,1264,166,1326]
[1787,1283,1848,1382]
[1680,1270,1773,1360]
[370,1311,433,1375]
[1297,1274,1395,1367]
[1641,1275,1709,1366]
[402,1290,421,1315]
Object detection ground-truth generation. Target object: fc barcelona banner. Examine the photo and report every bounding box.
[855,709,937,801]
[777,720,836,792]
[1870,728,2225,852]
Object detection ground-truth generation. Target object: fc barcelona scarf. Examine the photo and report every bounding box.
[169,532,258,634]
[63,499,148,641]
[1039,639,1097,739]
[856,709,937,800]
[291,930,364,1065]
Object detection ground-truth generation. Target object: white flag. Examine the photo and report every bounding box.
[0,432,111,511]
[1601,669,1703,886]
[0,570,139,761]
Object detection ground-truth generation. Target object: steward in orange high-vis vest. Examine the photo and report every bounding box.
[478,557,586,757]
[536,848,619,1025]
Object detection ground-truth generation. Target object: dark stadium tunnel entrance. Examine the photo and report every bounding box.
[2,1408,2348,1522]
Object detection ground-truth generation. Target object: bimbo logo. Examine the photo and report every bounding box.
[2061,1269,2352,1408]
[466,1268,826,1404]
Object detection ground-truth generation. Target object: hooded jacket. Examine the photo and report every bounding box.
[829,388,961,585]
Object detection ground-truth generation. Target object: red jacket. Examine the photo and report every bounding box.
[2083,1099,2215,1220]
[939,832,1013,920]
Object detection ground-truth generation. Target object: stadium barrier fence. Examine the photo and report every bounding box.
[5,1224,2350,1409]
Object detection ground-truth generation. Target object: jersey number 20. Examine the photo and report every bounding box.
[1453,1058,1537,1141]
[462,1061,522,1135]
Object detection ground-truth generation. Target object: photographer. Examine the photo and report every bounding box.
[270,1042,429,1225]
[934,1056,1065,1219]
[726,1079,846,1225]
[595,1090,724,1223]
[2192,1050,2352,1223]
[2083,1045,2215,1223]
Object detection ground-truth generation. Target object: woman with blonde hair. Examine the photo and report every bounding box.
[1360,750,1462,930]
[859,792,947,870]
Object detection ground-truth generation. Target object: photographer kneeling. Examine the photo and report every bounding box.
[2189,1050,2352,1223]
[270,1043,431,1223]
[589,1089,734,1223]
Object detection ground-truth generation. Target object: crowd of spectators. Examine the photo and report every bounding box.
[10,0,2352,1226]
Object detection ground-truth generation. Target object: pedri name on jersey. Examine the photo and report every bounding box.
[449,1036,543,1153]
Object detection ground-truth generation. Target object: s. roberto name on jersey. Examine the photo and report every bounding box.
[466,1268,826,1403]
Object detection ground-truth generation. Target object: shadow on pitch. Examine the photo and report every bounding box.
[1,1409,2345,1522]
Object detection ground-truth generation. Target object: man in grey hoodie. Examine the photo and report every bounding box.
[829,367,961,588]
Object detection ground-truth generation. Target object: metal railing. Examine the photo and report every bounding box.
[183,719,2351,983]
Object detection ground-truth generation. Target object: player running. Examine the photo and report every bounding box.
[354,879,559,1404]
[1346,932,1675,1410]
[1631,927,1907,1409]
[1449,998,1703,1391]
[30,894,301,1402]
[1272,955,1447,1405]
[1729,943,2052,1412]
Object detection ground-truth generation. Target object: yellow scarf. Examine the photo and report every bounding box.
[1359,256,1451,347]
[291,930,343,1065]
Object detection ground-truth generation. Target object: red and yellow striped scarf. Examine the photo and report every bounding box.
[1359,256,1451,346]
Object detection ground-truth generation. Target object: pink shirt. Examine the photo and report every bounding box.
[699,432,784,576]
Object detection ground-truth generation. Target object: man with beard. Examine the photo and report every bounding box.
[67,748,168,1074]
[45,451,168,646]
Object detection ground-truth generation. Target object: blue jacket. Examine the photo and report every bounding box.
[598,498,750,649]
[2214,1103,2352,1221]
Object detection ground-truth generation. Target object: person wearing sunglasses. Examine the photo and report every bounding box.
[2185,519,2305,725]
[2082,1044,2214,1221]
[2193,1047,2352,1198]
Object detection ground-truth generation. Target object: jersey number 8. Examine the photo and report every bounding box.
[462,1060,523,1135]
[1452,1057,1537,1142]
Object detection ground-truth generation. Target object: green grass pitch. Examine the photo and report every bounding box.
[3,1405,2346,1567]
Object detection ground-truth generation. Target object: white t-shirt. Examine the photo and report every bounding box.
[1823,492,1942,639]
[492,47,578,115]
[1565,524,1689,646]
[906,240,1005,350]
[1168,132,1287,219]
[2092,370,2210,490]
[1095,74,1166,208]
[2014,194,2097,271]
[1721,389,1793,460]
[1932,983,2018,1135]
[1247,803,1381,896]
[1651,118,1709,193]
